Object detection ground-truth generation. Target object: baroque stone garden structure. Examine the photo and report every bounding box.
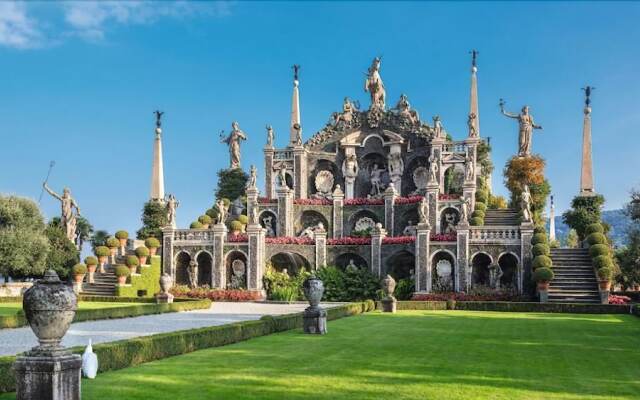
[159,54,532,298]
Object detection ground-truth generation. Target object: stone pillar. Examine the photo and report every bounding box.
[463,182,476,212]
[456,222,470,292]
[263,147,275,199]
[314,227,327,269]
[426,183,439,234]
[246,187,259,223]
[384,185,397,236]
[293,146,307,199]
[246,223,265,293]
[276,188,294,236]
[414,222,431,293]
[370,223,387,277]
[150,126,165,201]
[580,103,596,197]
[212,224,227,289]
[520,223,534,294]
[332,185,344,239]
[161,227,175,276]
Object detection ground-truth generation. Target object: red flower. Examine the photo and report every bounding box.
[430,233,457,241]
[438,194,460,200]
[294,198,332,205]
[394,196,423,205]
[327,237,371,245]
[170,287,263,302]
[258,197,277,204]
[227,234,248,242]
[411,291,526,302]
[382,236,415,244]
[265,236,315,245]
[344,198,384,206]
[608,295,631,305]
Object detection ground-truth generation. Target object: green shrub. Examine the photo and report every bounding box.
[593,255,613,269]
[220,198,231,207]
[237,215,249,225]
[549,239,560,249]
[126,255,139,267]
[534,226,546,235]
[474,202,487,212]
[205,208,219,220]
[471,210,485,219]
[531,233,548,245]
[115,230,129,240]
[95,246,110,257]
[190,221,204,229]
[198,215,212,225]
[586,223,604,235]
[106,237,120,248]
[72,263,87,275]
[597,267,612,281]
[316,265,380,302]
[470,217,484,226]
[84,256,98,266]
[229,220,243,232]
[135,246,150,257]
[394,278,415,301]
[114,264,130,277]
[145,237,160,248]
[589,244,610,258]
[586,232,607,246]
[475,190,488,203]
[532,255,552,270]
[533,267,554,282]
[532,243,550,257]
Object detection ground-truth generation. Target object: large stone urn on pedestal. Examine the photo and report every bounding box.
[302,275,327,334]
[381,274,397,313]
[14,270,82,400]
[156,273,174,304]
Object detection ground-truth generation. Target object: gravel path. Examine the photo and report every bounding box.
[0,302,337,356]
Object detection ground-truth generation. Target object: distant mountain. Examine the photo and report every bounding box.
[550,209,633,247]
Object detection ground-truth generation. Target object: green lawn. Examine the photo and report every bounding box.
[4,310,638,400]
[0,301,147,316]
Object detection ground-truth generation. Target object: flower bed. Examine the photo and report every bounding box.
[345,198,384,206]
[327,237,371,245]
[411,291,529,302]
[171,286,263,301]
[609,294,631,305]
[439,194,460,200]
[227,234,248,242]
[394,196,423,205]
[265,237,315,245]
[431,233,457,241]
[258,197,277,204]
[294,198,332,205]
[382,236,415,244]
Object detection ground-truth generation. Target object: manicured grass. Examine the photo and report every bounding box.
[5,310,639,400]
[0,301,147,316]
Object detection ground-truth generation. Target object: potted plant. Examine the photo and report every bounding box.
[237,215,249,232]
[190,221,204,229]
[72,263,87,284]
[115,230,129,252]
[597,267,612,291]
[229,220,243,236]
[198,215,213,229]
[114,264,130,285]
[125,255,139,275]
[95,246,110,273]
[145,237,160,256]
[84,256,98,274]
[533,267,554,291]
[106,237,120,258]
[135,246,150,266]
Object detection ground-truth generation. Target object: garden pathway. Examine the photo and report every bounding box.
[0,302,337,356]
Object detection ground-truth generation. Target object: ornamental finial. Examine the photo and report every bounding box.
[582,85,595,107]
[292,64,300,82]
[153,110,164,129]
[470,49,479,68]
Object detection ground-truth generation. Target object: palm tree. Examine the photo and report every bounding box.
[75,216,94,251]
[91,230,110,253]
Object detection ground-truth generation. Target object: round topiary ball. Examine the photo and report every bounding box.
[198,215,213,225]
[126,255,139,267]
[531,233,548,245]
[229,220,243,232]
[115,230,129,240]
[114,264,130,277]
[106,237,120,248]
[533,267,554,282]
[470,217,484,226]
[475,190,488,203]
[135,246,150,257]
[593,255,613,269]
[586,232,607,246]
[532,243,550,257]
[206,208,219,219]
[474,202,487,212]
[597,267,612,281]
[532,255,552,270]
[95,246,110,257]
[237,215,249,225]
[589,244,610,258]
[144,237,160,248]
[84,256,98,266]
[471,210,485,219]
[190,221,204,229]
[585,223,604,235]
[534,226,546,235]
[72,263,87,275]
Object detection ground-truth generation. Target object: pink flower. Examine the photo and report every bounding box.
[394,196,424,205]
[265,236,315,245]
[258,197,277,204]
[227,234,248,242]
[327,237,372,245]
[431,233,457,241]
[608,295,631,305]
[439,194,461,200]
[345,198,384,206]
[382,236,416,244]
[294,198,332,205]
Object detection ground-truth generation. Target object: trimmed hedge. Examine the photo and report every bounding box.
[586,232,607,246]
[533,267,554,282]
[597,267,612,281]
[589,244,610,258]
[376,301,447,311]
[531,233,548,245]
[474,202,487,212]
[532,255,552,270]
[387,301,631,314]
[135,246,150,257]
[115,255,161,297]
[586,223,604,235]
[115,230,129,240]
[95,246,110,257]
[145,237,160,249]
[106,237,120,248]
[72,263,87,275]
[593,255,614,269]
[471,210,485,219]
[475,190,488,203]
[532,243,550,257]
[470,216,484,226]
[84,256,98,266]
[190,221,204,229]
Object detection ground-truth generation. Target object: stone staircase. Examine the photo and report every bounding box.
[483,209,520,226]
[81,268,118,296]
[548,248,600,304]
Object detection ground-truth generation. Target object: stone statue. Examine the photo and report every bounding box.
[262,215,275,237]
[521,185,533,222]
[229,259,246,289]
[369,163,384,196]
[388,152,404,177]
[500,100,542,157]
[247,165,257,189]
[464,152,475,182]
[277,165,288,189]
[433,115,444,139]
[402,220,417,237]
[165,194,179,228]
[428,154,439,183]
[345,259,358,273]
[187,260,197,289]
[468,112,478,138]
[444,213,457,234]
[364,57,386,110]
[395,94,419,125]
[418,197,429,224]
[266,125,274,147]
[293,123,303,146]
[250,203,259,225]
[489,263,504,289]
[333,97,356,128]
[42,182,81,243]
[220,121,247,169]
[215,199,228,225]
[342,154,359,179]
[460,196,470,223]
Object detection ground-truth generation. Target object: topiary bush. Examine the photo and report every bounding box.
[106,237,120,248]
[126,255,139,267]
[593,255,613,269]
[95,246,110,257]
[471,210,485,219]
[115,230,129,240]
[145,237,160,249]
[237,215,249,225]
[115,264,130,277]
[589,244,610,258]
[475,190,488,203]
[474,202,487,212]
[532,243,550,257]
[470,217,484,226]
[205,208,219,220]
[198,215,212,225]
[531,233,548,245]
[84,256,98,266]
[586,223,604,235]
[534,226,546,235]
[135,246,150,257]
[72,263,87,275]
[533,267,554,282]
[229,220,243,232]
[190,221,204,229]
[586,232,607,246]
[597,267,612,281]
[532,255,552,270]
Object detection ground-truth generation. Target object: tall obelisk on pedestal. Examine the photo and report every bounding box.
[150,111,165,202]
[289,65,301,147]
[579,87,595,197]
[469,50,480,137]
[549,195,556,242]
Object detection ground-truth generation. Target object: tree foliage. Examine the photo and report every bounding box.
[137,201,168,240]
[503,155,551,225]
[44,221,80,280]
[215,168,249,202]
[91,230,110,253]
[565,229,579,248]
[615,228,640,289]
[562,195,605,241]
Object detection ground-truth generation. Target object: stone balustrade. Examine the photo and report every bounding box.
[173,229,213,242]
[274,149,294,160]
[469,226,521,242]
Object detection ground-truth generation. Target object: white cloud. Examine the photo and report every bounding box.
[0,2,42,49]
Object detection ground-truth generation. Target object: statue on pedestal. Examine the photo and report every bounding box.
[369,164,384,196]
[418,197,429,225]
[388,152,404,178]
[333,97,357,128]
[266,125,274,147]
[345,259,359,273]
[342,154,359,181]
[215,199,228,225]
[465,152,475,182]
[489,263,504,289]
[42,183,81,243]
[262,215,275,237]
[433,115,444,139]
[460,196,470,223]
[395,94,420,126]
[277,165,288,189]
[364,57,386,110]
[402,220,417,237]
[293,123,303,146]
[187,260,197,289]
[499,99,542,157]
[247,165,258,189]
[521,185,533,223]
[428,154,439,183]
[220,121,247,169]
[165,194,179,228]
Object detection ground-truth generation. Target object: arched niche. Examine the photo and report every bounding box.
[298,210,329,235]
[334,253,368,271]
[310,159,340,196]
[386,250,415,280]
[270,252,311,276]
[226,250,248,289]
[348,209,379,236]
[443,164,464,195]
[440,207,460,234]
[355,152,388,198]
[259,210,277,237]
[498,253,519,289]
[471,252,492,287]
[402,155,429,196]
[196,251,213,288]
[175,251,191,286]
[431,250,456,292]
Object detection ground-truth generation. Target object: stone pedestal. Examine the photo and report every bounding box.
[426,184,439,234]
[303,307,327,334]
[539,289,549,303]
[276,188,294,236]
[456,223,469,292]
[383,186,397,235]
[246,187,259,223]
[415,222,431,293]
[155,292,174,304]
[381,297,397,313]
[212,224,227,289]
[344,177,355,200]
[463,182,476,211]
[161,227,175,276]
[246,223,265,290]
[370,223,387,277]
[14,354,82,400]
[264,147,275,199]
[332,186,344,238]
[293,146,307,199]
[599,290,609,304]
[314,228,327,269]
[71,282,82,295]
[520,223,535,294]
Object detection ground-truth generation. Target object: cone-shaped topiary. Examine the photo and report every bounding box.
[229,220,243,232]
[475,190,488,203]
[533,267,554,282]
[190,221,204,229]
[206,208,219,219]
[531,233,548,245]
[115,230,129,240]
[470,217,484,226]
[532,243,550,257]
[145,237,160,249]
[589,244,610,258]
[106,237,120,248]
[95,246,110,257]
[532,255,552,270]
[84,256,98,266]
[237,215,249,225]
[597,267,612,281]
[474,202,487,212]
[72,263,87,275]
[586,232,607,246]
[135,246,149,257]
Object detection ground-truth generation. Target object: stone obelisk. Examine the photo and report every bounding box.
[549,195,556,242]
[290,65,302,147]
[579,87,595,197]
[150,111,165,202]
[469,50,480,137]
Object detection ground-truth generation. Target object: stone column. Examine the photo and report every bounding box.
[276,187,294,237]
[246,187,259,223]
[426,183,439,234]
[370,223,387,277]
[520,222,534,294]
[414,222,431,293]
[293,146,307,199]
[384,185,397,236]
[580,103,596,197]
[456,222,470,292]
[246,223,265,294]
[212,224,227,289]
[264,147,274,199]
[314,227,327,270]
[161,227,175,276]
[332,185,344,239]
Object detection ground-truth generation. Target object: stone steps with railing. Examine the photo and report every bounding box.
[548,248,600,304]
[483,209,520,226]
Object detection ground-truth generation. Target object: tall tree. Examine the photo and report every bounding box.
[75,216,94,250]
[137,201,168,240]
[562,195,605,241]
[91,230,110,253]
[215,168,249,202]
[44,221,79,280]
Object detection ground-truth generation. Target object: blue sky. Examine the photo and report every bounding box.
[1,1,639,237]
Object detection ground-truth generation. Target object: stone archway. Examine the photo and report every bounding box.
[270,252,311,276]
[386,250,415,280]
[498,253,519,289]
[443,164,464,195]
[226,250,248,289]
[403,155,429,196]
[348,209,379,236]
[431,250,456,292]
[259,210,277,237]
[310,159,340,197]
[471,252,492,287]
[298,210,329,235]
[175,251,191,286]
[356,152,388,197]
[334,253,368,271]
[196,251,213,288]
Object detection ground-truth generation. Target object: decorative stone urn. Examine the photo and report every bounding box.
[381,274,397,313]
[23,270,77,355]
[302,275,327,334]
[156,273,174,304]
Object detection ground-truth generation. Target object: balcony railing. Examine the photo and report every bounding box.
[469,226,520,242]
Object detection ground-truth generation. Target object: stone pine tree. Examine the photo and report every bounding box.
[562,195,606,241]
[137,201,169,240]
